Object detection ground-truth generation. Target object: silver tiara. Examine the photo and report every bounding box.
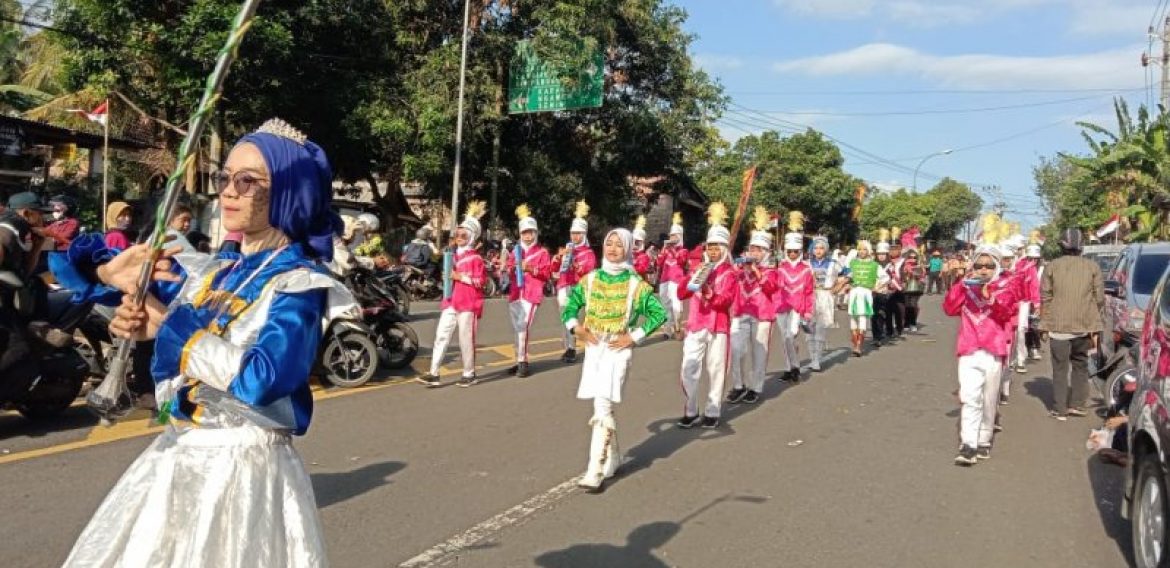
[256,118,307,145]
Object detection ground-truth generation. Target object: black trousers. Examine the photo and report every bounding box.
[926,272,943,294]
[889,291,906,335]
[904,292,922,327]
[1050,335,1092,413]
[1025,329,1042,350]
[872,293,891,341]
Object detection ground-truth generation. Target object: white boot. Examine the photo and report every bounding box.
[579,418,609,490]
[809,340,823,372]
[600,418,619,480]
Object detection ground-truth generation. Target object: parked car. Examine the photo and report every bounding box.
[1124,258,1170,568]
[1104,242,1170,355]
[1084,243,1125,276]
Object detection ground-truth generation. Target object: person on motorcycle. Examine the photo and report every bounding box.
[402,226,438,275]
[39,195,80,252]
[0,193,69,347]
[505,204,552,378]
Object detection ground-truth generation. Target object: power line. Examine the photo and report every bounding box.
[737,92,1136,117]
[728,86,1146,97]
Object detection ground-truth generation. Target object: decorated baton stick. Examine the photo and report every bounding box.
[726,166,757,252]
[87,0,264,422]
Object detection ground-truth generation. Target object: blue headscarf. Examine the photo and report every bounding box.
[235,131,340,260]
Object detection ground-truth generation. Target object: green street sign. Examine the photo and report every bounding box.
[508,40,604,114]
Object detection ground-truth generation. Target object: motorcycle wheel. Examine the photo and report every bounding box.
[16,378,83,421]
[483,277,498,298]
[378,322,420,369]
[321,332,379,388]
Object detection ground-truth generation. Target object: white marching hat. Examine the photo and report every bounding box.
[783,232,803,251]
[876,241,891,254]
[1026,244,1042,258]
[633,228,647,242]
[707,225,731,246]
[749,230,773,249]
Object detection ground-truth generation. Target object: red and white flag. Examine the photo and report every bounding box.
[1096,214,1120,238]
[72,101,108,127]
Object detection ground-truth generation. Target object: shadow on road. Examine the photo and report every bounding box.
[534,521,679,568]
[0,405,100,441]
[1025,376,1054,410]
[1086,455,1135,567]
[312,460,406,508]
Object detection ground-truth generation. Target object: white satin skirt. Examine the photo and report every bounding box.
[63,424,326,568]
[576,337,633,403]
[813,289,838,328]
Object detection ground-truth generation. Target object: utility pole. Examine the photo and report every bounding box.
[1142,16,1170,109]
[449,0,472,242]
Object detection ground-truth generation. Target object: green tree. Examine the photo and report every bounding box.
[923,177,981,241]
[858,188,935,239]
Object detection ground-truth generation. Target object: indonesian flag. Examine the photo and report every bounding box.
[1096,214,1120,238]
[767,213,780,230]
[72,101,107,126]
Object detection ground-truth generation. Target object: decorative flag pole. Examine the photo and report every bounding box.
[101,97,109,231]
[87,0,264,422]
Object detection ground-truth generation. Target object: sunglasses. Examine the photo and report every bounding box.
[973,263,996,270]
[211,171,268,197]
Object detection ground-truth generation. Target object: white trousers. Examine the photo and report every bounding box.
[1013,302,1031,369]
[430,308,477,378]
[775,310,801,370]
[680,329,730,418]
[850,315,869,332]
[730,317,772,393]
[556,287,577,351]
[806,320,828,369]
[957,349,1003,448]
[508,299,538,363]
[658,281,682,334]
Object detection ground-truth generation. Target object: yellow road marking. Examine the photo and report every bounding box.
[0,338,576,466]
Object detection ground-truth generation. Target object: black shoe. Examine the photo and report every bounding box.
[677,415,702,429]
[416,373,441,387]
[562,349,577,363]
[517,362,530,378]
[726,387,747,404]
[872,340,882,350]
[954,445,978,466]
[742,391,760,404]
[976,446,992,461]
[787,368,802,382]
[506,365,519,376]
[455,375,480,388]
[701,416,720,429]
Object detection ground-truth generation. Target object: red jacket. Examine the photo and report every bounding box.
[943,275,1019,357]
[553,244,596,290]
[505,244,552,305]
[633,250,652,279]
[678,261,737,334]
[655,244,689,284]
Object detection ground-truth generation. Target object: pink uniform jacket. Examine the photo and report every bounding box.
[441,247,486,317]
[633,250,652,279]
[505,244,552,305]
[943,275,1019,358]
[678,261,738,334]
[554,244,597,290]
[655,245,689,284]
[1013,258,1042,305]
[733,263,779,321]
[775,260,815,318]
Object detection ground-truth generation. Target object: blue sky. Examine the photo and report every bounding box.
[674,0,1159,230]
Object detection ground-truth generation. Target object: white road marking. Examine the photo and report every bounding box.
[398,476,582,567]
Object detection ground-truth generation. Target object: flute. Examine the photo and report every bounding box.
[687,262,715,292]
[513,243,525,289]
[442,247,454,299]
[558,242,576,275]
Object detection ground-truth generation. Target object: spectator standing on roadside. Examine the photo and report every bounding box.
[927,250,944,294]
[1038,229,1104,421]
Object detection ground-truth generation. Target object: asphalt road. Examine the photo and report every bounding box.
[0,295,1133,567]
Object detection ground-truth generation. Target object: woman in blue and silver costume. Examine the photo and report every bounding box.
[54,119,354,567]
[806,235,844,372]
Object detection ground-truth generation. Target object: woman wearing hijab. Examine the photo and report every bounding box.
[52,118,353,567]
[103,201,134,250]
[561,227,666,492]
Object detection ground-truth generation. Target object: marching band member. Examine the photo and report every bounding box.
[846,240,880,357]
[873,232,896,346]
[807,234,844,372]
[562,228,666,492]
[504,204,552,378]
[632,215,652,280]
[655,213,689,340]
[677,203,738,429]
[418,202,487,387]
[554,201,598,364]
[727,207,779,404]
[775,212,814,381]
[887,227,907,339]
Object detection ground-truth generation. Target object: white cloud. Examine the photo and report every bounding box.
[693,54,745,72]
[772,43,1145,90]
[774,0,1151,34]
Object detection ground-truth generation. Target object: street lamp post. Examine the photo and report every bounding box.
[449,0,472,241]
[912,149,953,192]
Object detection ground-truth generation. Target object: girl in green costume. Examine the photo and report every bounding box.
[846,240,881,356]
[561,228,667,492]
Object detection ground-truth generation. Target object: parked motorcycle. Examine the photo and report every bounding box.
[0,271,89,420]
[399,264,443,301]
[315,309,380,389]
[374,267,412,317]
[345,267,419,370]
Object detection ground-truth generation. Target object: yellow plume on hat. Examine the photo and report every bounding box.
[1029,229,1042,245]
[672,212,682,226]
[980,213,999,242]
[878,228,890,242]
[891,226,902,240]
[465,200,486,220]
[635,215,647,230]
[574,200,590,220]
[787,211,804,232]
[515,203,531,220]
[752,206,769,232]
[707,202,728,226]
